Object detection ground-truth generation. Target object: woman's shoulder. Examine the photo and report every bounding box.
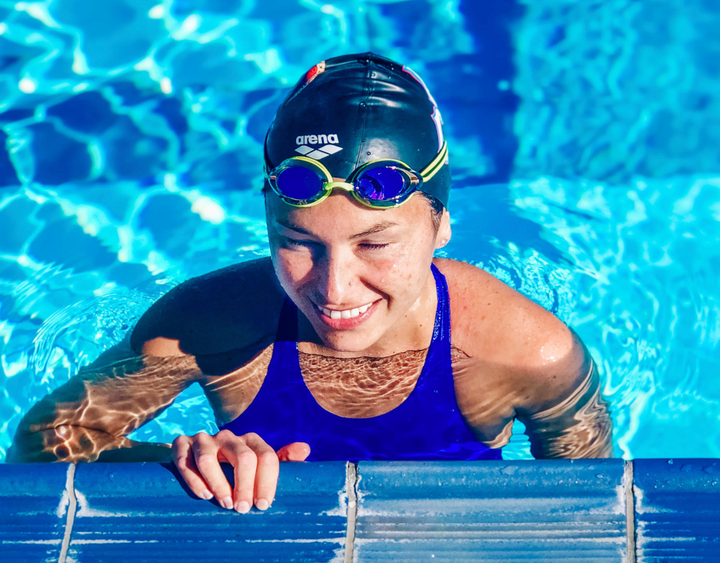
[131,257,285,358]
[433,257,574,367]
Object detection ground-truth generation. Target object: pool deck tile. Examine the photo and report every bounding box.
[634,459,720,562]
[69,461,348,562]
[354,459,627,562]
[0,463,70,563]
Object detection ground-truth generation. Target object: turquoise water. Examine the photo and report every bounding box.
[1,0,719,462]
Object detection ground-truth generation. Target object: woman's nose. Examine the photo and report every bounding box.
[317,249,357,305]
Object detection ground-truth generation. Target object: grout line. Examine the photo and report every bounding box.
[624,460,636,563]
[344,462,358,563]
[58,463,77,563]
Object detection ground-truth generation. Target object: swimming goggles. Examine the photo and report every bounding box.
[264,142,448,208]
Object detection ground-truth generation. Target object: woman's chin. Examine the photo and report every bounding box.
[316,328,381,355]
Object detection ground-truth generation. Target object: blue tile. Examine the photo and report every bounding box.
[0,463,71,563]
[634,459,720,562]
[70,461,347,562]
[354,460,627,562]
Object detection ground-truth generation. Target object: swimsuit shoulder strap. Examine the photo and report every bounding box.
[275,296,299,342]
[417,263,454,395]
[430,262,451,349]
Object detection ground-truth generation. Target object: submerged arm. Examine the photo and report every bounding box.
[7,339,201,463]
[515,331,614,459]
[518,355,613,459]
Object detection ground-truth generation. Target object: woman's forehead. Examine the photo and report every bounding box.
[265,191,432,233]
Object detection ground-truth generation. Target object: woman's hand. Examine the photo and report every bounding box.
[172,430,310,513]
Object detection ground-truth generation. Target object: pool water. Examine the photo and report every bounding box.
[1,0,719,462]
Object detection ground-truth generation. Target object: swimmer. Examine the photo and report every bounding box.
[9,53,612,514]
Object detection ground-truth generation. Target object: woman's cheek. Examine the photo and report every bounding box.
[275,249,313,286]
[368,256,411,288]
[373,245,423,274]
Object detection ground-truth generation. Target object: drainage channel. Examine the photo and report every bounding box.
[624,460,636,563]
[344,462,359,563]
[58,463,77,563]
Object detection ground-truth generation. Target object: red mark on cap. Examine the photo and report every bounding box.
[304,61,326,86]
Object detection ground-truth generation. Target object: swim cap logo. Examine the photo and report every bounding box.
[295,134,343,160]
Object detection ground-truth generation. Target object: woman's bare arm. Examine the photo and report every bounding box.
[7,339,201,463]
[517,354,613,459]
[9,258,284,464]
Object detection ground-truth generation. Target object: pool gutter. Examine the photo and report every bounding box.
[1,458,719,562]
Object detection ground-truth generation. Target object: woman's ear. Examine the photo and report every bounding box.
[435,210,452,249]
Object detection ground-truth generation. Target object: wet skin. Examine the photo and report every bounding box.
[9,191,613,514]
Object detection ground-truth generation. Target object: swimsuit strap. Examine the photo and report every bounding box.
[276,296,299,343]
[416,263,457,399]
[430,262,451,354]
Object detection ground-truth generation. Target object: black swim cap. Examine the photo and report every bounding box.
[264,52,451,209]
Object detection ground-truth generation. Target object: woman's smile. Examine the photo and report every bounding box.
[315,299,380,329]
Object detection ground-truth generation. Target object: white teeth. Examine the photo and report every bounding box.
[320,302,373,320]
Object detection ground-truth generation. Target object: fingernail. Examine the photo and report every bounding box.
[221,496,233,510]
[202,490,213,501]
[235,500,251,514]
[256,498,269,511]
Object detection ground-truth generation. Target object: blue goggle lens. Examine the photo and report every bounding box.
[356,167,408,201]
[276,166,324,201]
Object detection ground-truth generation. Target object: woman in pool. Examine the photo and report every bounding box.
[9,53,612,514]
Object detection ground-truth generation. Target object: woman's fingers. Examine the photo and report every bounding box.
[171,435,214,501]
[277,441,311,462]
[243,433,280,510]
[190,432,234,509]
[172,431,304,513]
[216,431,259,513]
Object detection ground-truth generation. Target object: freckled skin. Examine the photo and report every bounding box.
[8,191,613,465]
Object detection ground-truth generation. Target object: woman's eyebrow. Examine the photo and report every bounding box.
[350,221,399,239]
[275,219,312,235]
[274,219,399,239]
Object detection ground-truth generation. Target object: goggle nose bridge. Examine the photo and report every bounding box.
[323,181,358,192]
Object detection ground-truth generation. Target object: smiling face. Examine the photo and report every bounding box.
[266,191,451,356]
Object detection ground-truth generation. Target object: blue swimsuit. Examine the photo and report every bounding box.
[220,265,501,461]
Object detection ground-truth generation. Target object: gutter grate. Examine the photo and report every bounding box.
[345,461,358,563]
[58,463,77,563]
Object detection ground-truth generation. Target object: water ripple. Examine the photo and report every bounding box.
[508,175,720,458]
